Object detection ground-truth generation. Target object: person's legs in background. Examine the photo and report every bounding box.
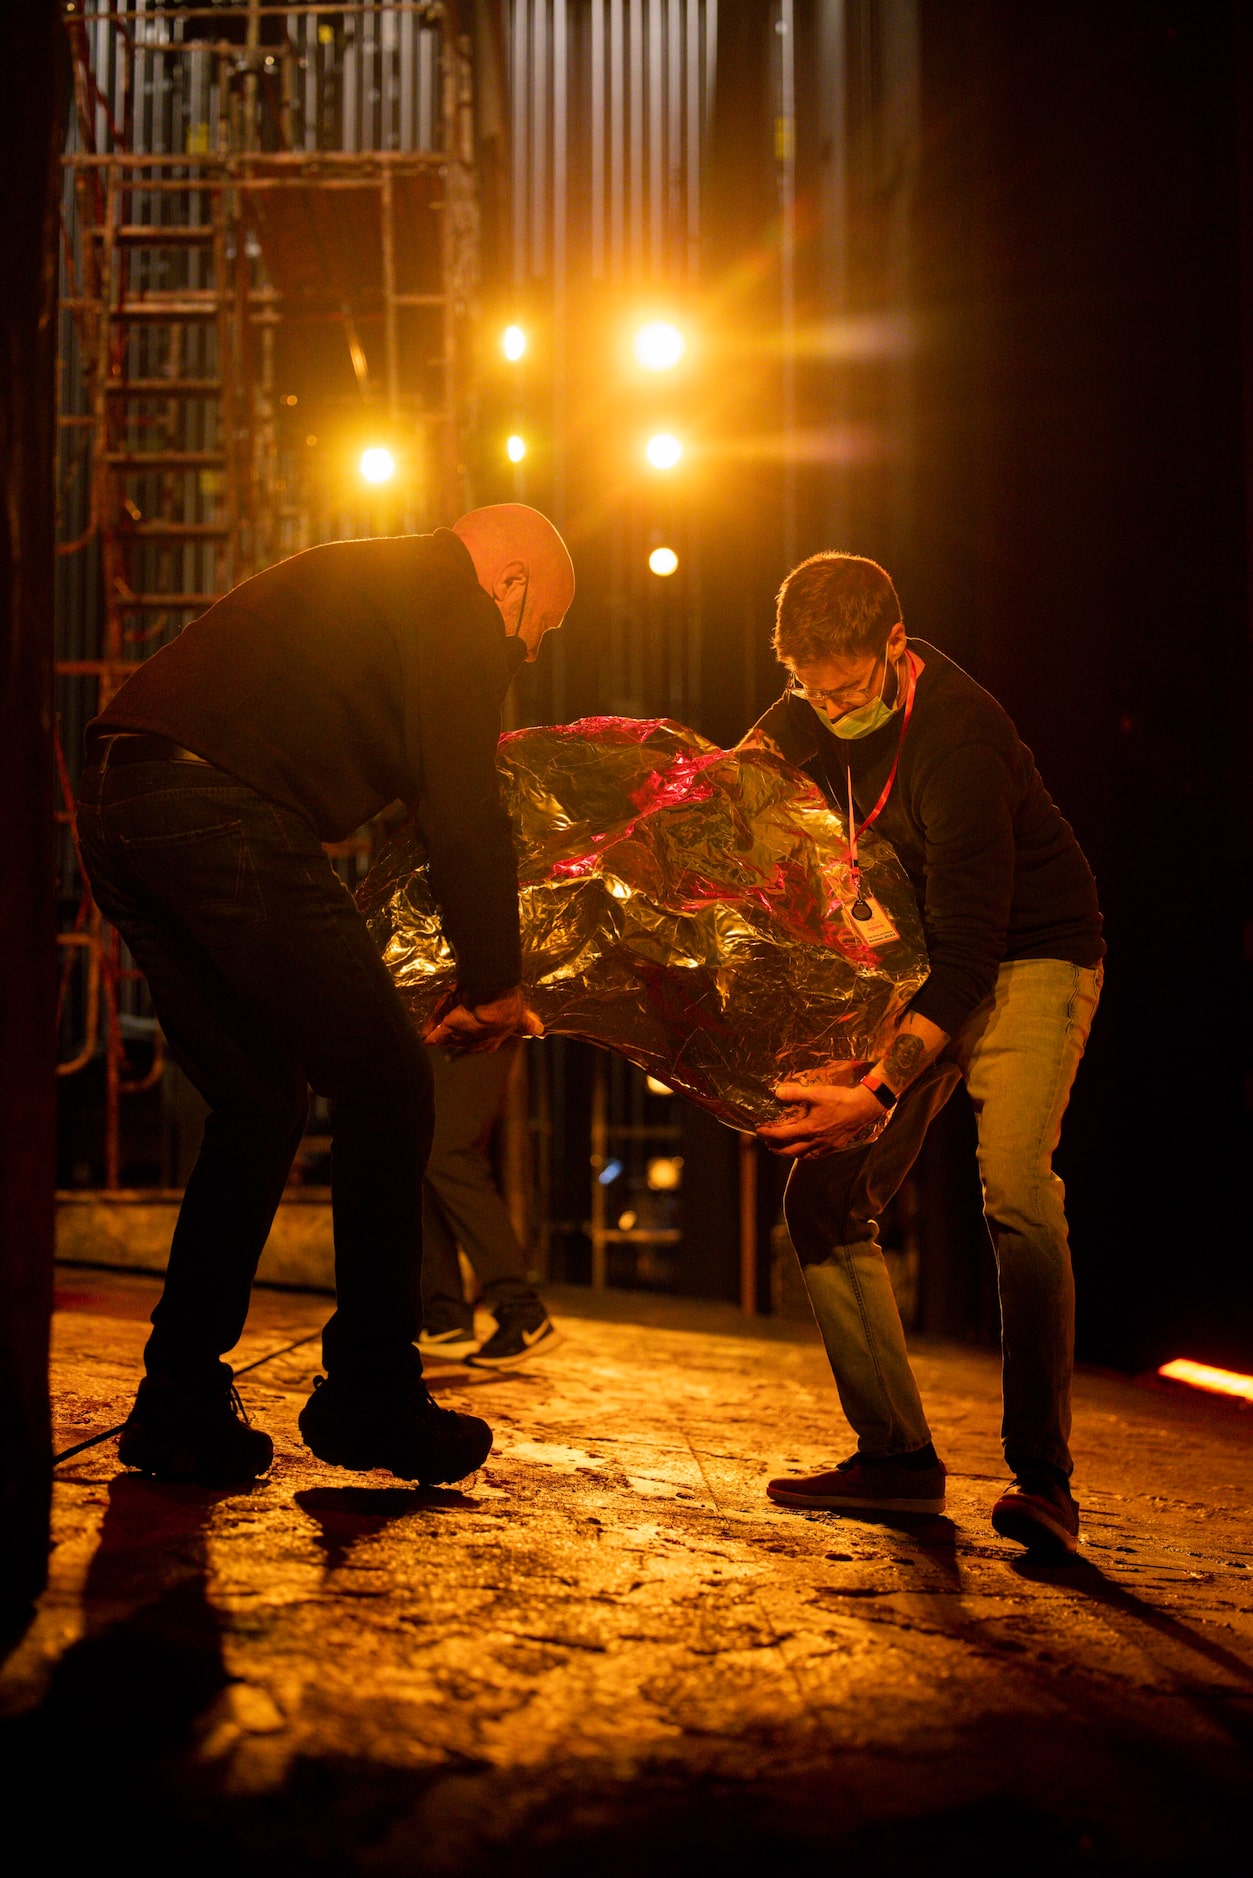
[421,1041,559,1367]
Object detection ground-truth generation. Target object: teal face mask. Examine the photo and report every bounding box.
[809,657,898,740]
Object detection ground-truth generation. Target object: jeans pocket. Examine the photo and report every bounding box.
[119,818,266,947]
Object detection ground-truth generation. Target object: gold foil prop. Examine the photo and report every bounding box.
[359,717,929,1129]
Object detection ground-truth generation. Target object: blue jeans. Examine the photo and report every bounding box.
[77,752,434,1387]
[784,959,1103,1477]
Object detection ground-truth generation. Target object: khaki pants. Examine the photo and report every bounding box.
[784,958,1102,1476]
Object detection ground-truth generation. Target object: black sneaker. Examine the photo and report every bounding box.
[467,1310,562,1370]
[991,1477,1080,1557]
[416,1326,479,1360]
[298,1372,492,1483]
[117,1375,273,1485]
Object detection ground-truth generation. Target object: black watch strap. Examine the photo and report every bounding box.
[861,1077,898,1110]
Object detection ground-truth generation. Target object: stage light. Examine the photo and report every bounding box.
[646,1075,673,1095]
[503,325,526,361]
[648,546,679,577]
[1158,1359,1253,1402]
[647,1155,683,1191]
[633,320,686,371]
[645,432,683,470]
[359,446,395,484]
[506,434,527,463]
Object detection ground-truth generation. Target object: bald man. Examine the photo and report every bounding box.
[77,508,574,1486]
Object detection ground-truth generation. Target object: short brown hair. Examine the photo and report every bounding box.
[773,552,902,664]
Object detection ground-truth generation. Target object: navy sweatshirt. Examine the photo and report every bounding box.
[747,639,1104,1036]
[91,529,522,1003]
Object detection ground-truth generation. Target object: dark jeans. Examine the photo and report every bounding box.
[422,1039,538,1334]
[77,752,433,1387]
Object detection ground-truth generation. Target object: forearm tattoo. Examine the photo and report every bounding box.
[881,1032,926,1092]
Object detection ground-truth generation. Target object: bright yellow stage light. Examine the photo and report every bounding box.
[1158,1359,1253,1402]
[506,434,527,463]
[503,324,527,361]
[648,546,679,577]
[633,320,686,371]
[359,446,396,484]
[645,432,683,470]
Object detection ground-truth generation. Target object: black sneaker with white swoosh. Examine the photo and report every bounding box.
[467,1310,562,1369]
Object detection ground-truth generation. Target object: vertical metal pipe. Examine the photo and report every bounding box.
[609,0,624,279]
[381,0,397,151]
[531,0,548,279]
[667,0,681,274]
[418,20,434,150]
[628,0,643,277]
[591,0,605,278]
[685,0,700,278]
[511,0,528,283]
[738,1131,758,1315]
[304,12,317,151]
[399,2,415,149]
[778,0,797,569]
[704,0,718,131]
[591,1053,608,1290]
[648,0,662,275]
[344,7,358,151]
[381,166,399,418]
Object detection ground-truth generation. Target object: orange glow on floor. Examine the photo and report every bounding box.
[1157,1358,1253,1402]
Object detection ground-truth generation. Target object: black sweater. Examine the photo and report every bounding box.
[92,530,522,1003]
[748,640,1104,1036]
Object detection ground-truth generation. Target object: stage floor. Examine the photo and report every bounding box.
[4,1269,1252,1874]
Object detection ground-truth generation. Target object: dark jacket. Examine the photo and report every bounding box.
[748,639,1104,1036]
[91,529,522,1002]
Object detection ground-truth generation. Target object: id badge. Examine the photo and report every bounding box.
[842,892,900,947]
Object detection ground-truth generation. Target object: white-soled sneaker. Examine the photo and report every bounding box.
[417,1327,480,1361]
[467,1312,562,1369]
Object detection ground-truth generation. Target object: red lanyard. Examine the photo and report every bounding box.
[846,649,919,906]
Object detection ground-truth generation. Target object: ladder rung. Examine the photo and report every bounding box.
[105,451,226,468]
[125,522,230,539]
[106,379,223,397]
[119,594,220,610]
[114,298,221,320]
[89,225,218,245]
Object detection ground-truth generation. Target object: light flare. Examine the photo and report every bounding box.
[648,547,679,577]
[645,432,683,470]
[503,324,526,361]
[359,446,395,483]
[506,434,527,463]
[633,319,686,371]
[1158,1359,1253,1402]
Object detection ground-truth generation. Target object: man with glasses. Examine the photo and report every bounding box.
[745,552,1104,1557]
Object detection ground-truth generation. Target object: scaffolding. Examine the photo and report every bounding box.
[55,2,478,1191]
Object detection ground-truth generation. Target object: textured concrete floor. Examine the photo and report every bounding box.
[2,1269,1251,1877]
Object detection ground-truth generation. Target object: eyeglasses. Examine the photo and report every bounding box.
[787,658,884,714]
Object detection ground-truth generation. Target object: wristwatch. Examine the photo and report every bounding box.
[859,1075,898,1110]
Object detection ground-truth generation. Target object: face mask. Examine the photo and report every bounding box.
[812,656,899,740]
[503,633,529,678]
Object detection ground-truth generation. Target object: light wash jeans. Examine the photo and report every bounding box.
[784,958,1103,1477]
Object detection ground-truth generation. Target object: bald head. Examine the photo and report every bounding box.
[452,503,575,662]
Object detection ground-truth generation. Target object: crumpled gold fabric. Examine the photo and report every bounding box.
[359,717,929,1129]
